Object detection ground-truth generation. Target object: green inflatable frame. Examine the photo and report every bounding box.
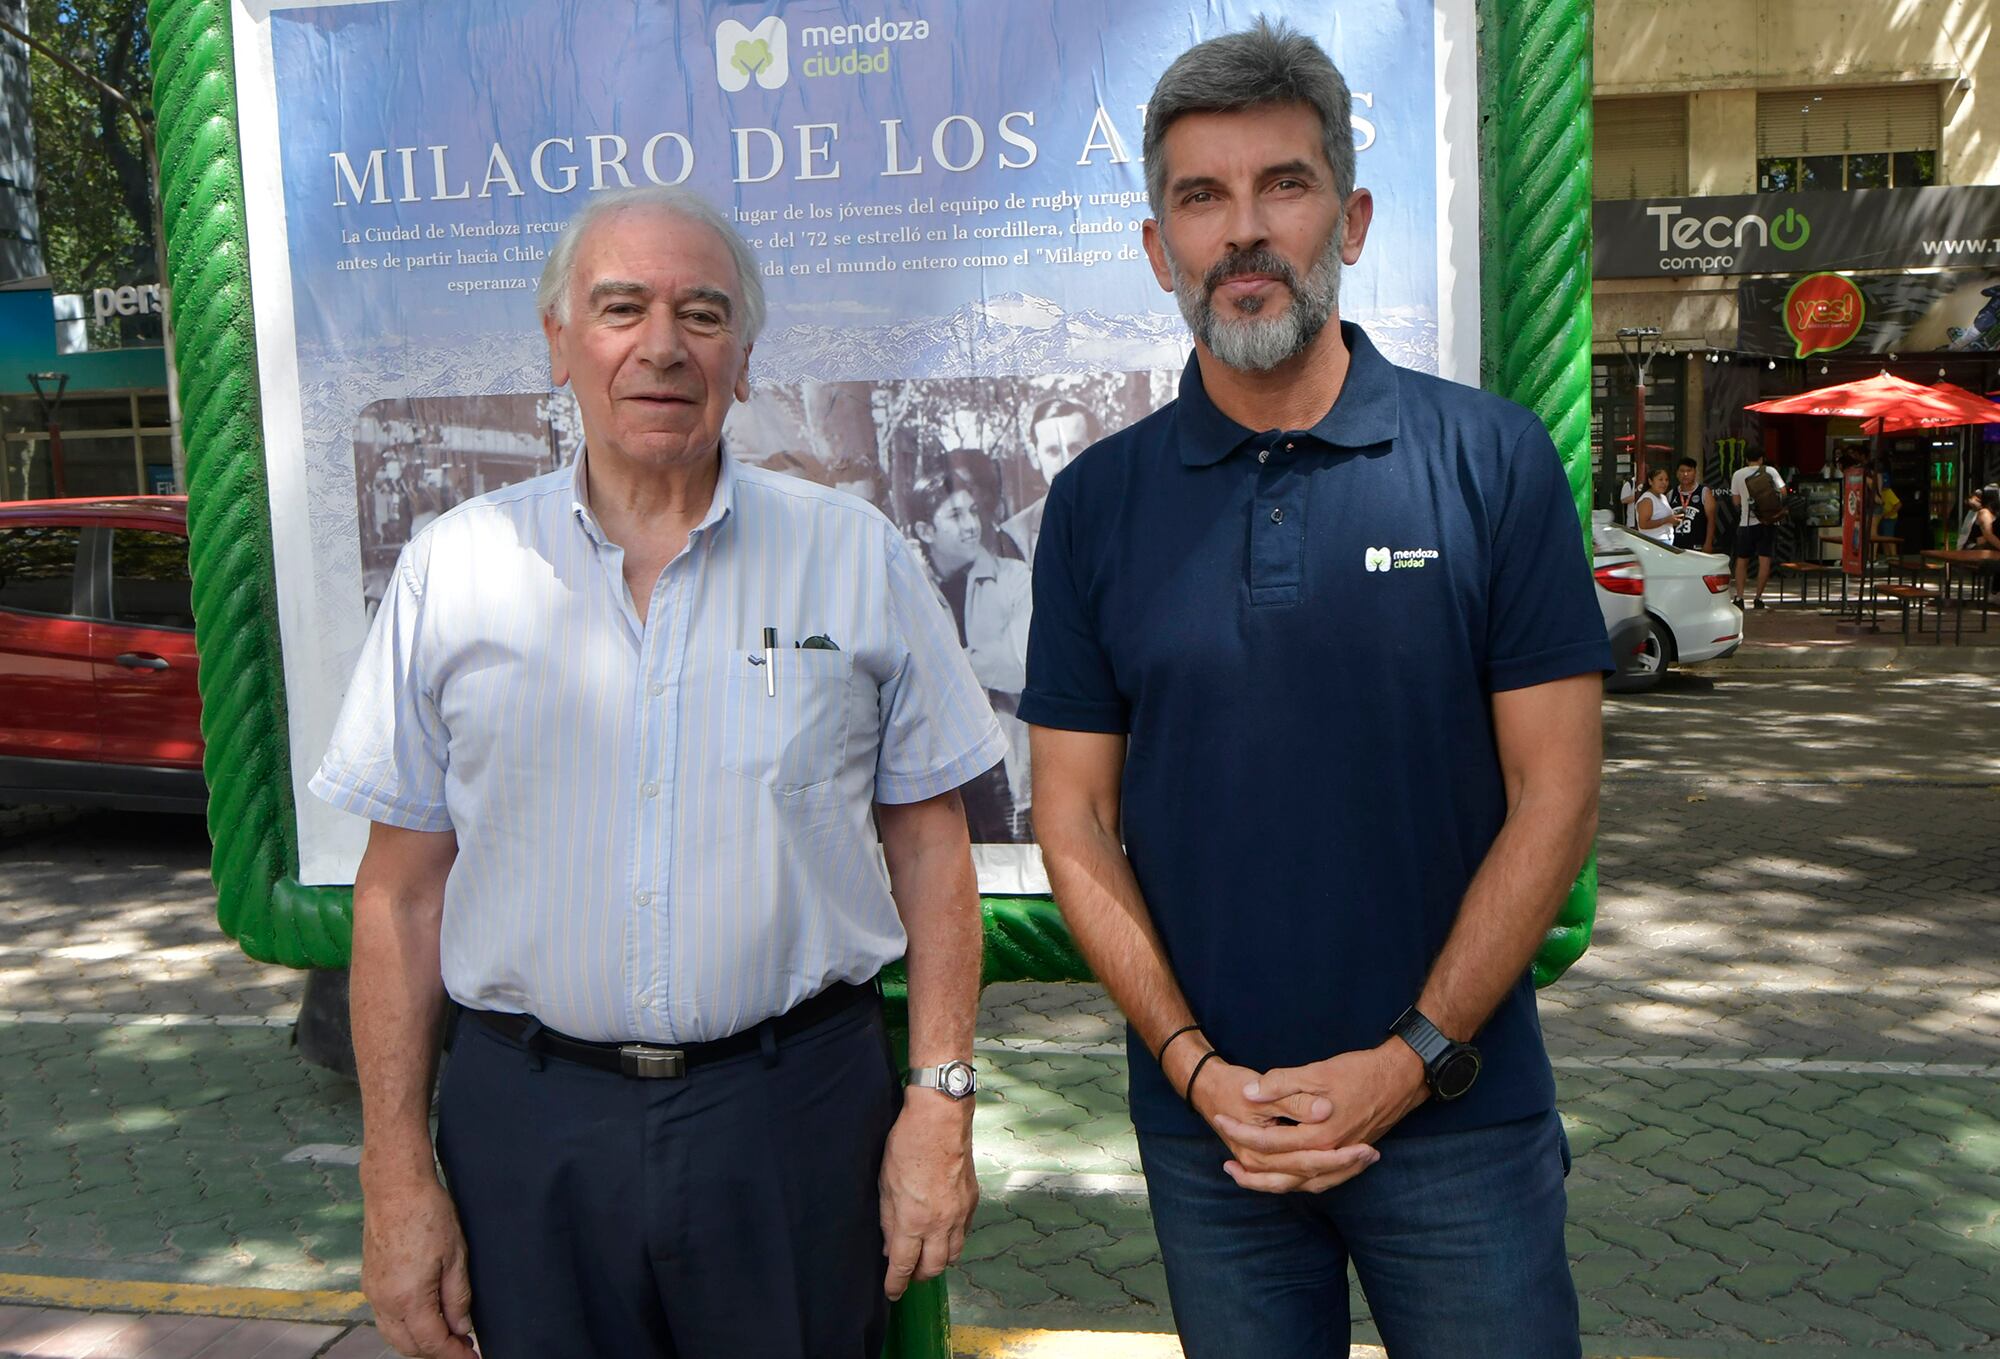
[149,0,1593,1350]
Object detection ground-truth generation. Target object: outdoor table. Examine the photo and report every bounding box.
[1920,549,2000,642]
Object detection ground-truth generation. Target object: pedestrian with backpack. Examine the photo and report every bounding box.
[1730,448,1786,608]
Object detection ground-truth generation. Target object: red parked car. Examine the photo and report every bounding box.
[0,496,205,812]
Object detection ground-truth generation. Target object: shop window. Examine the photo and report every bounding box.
[1760,152,1932,191]
[1800,155,1844,191]
[59,436,144,498]
[1591,356,1685,511]
[1893,150,1937,188]
[1757,85,1942,191]
[1847,153,1890,190]
[57,396,144,430]
[111,529,195,630]
[0,391,171,501]
[0,525,82,617]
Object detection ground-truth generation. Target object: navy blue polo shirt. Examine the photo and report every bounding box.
[1020,323,1610,1139]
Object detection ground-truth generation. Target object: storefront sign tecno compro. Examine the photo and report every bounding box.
[1595,186,2000,279]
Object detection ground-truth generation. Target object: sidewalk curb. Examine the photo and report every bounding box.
[0,1274,367,1325]
[1712,642,2000,672]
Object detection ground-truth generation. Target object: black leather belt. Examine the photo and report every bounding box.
[465,981,876,1078]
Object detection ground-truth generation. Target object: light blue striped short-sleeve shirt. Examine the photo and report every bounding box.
[310,451,1007,1043]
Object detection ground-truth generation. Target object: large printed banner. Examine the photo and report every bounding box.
[231,0,1481,889]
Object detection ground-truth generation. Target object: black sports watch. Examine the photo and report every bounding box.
[1390,1006,1481,1101]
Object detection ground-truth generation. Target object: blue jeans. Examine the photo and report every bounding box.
[1137,1109,1580,1358]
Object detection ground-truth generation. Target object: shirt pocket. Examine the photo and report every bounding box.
[716,647,855,796]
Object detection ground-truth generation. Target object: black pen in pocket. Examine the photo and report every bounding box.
[762,626,777,697]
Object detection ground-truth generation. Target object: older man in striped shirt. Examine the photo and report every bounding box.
[312,185,1006,1359]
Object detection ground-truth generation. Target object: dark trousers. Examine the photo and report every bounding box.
[435,999,901,1359]
[1138,1109,1580,1358]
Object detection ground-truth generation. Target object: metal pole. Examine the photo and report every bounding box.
[45,422,66,497]
[27,371,68,497]
[1632,374,1648,498]
[1616,328,1660,519]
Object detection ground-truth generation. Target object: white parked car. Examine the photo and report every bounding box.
[1591,511,1742,692]
[1592,536,1651,689]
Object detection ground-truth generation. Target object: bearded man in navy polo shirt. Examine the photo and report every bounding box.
[1023,22,1609,1358]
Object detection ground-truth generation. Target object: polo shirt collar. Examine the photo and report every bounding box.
[1176,320,1401,466]
[569,444,738,547]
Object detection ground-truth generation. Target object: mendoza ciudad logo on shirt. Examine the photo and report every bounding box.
[1364,546,1440,573]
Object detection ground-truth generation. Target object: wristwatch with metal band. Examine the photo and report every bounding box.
[908,1059,978,1100]
[1390,1006,1482,1101]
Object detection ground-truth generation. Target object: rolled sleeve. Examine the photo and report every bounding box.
[1485,417,1615,693]
[308,543,453,830]
[874,531,1007,805]
[1019,478,1127,733]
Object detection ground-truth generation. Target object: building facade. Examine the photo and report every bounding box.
[1593,0,2000,553]
[0,5,170,503]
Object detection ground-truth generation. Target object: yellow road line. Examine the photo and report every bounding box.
[952,1329,1372,1358]
[0,1274,367,1324]
[951,1330,1186,1357]
[0,1281,1669,1359]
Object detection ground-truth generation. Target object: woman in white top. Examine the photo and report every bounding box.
[1635,465,1680,546]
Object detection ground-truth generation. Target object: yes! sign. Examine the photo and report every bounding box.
[1783,272,1866,359]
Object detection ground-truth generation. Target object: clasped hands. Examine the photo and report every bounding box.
[1176,1040,1431,1194]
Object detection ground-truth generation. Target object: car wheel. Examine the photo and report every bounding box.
[1627,615,1676,690]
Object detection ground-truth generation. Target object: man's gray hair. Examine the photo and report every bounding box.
[536,185,768,346]
[1143,19,1355,218]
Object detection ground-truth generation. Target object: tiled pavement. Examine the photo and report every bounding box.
[2,667,1997,1356]
[0,1307,392,1358]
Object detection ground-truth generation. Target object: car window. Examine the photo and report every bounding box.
[0,525,83,617]
[111,529,196,630]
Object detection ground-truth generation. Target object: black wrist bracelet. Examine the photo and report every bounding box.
[1156,1023,1202,1064]
[1182,1049,1221,1108]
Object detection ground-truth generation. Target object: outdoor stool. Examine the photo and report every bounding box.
[1779,561,1833,603]
[1895,557,1944,589]
[1878,584,1939,642]
[1947,569,1994,637]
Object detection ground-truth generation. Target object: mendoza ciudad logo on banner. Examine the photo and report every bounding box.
[719,12,937,86]
[716,16,789,89]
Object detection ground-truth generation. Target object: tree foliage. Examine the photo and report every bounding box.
[22,0,154,334]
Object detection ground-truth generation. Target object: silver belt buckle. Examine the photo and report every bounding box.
[619,1044,686,1079]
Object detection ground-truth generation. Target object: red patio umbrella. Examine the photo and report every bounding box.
[1883,382,2000,434]
[1746,372,2000,434]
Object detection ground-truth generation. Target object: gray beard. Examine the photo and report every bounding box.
[1169,227,1344,373]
